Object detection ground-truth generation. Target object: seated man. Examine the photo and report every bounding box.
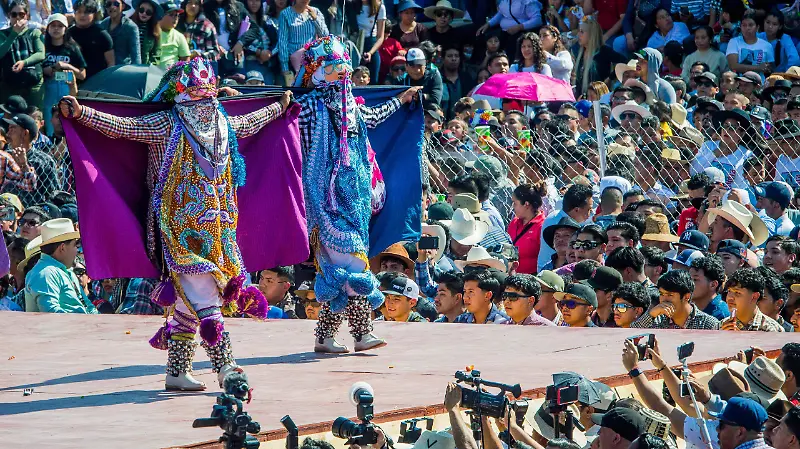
[377,273,426,322]
[611,283,649,328]
[632,270,720,329]
[721,268,785,332]
[555,282,598,328]
[454,269,508,324]
[433,272,465,323]
[502,274,555,326]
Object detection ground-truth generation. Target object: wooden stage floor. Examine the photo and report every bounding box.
[1,314,797,449]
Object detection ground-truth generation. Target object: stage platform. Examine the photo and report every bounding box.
[1,314,797,449]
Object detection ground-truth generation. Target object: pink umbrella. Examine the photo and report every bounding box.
[474,72,575,102]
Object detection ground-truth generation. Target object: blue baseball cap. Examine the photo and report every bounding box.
[575,100,593,118]
[762,182,793,209]
[709,397,768,431]
[666,249,705,269]
[717,239,747,260]
[677,229,709,251]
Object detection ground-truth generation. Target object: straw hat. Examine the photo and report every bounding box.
[606,142,636,158]
[615,59,638,83]
[455,246,506,272]
[17,235,41,272]
[670,103,690,129]
[706,200,769,246]
[641,213,679,243]
[370,242,414,274]
[39,218,80,246]
[421,223,447,263]
[774,66,800,81]
[624,79,656,105]
[441,208,489,246]
[713,357,786,404]
[423,0,465,20]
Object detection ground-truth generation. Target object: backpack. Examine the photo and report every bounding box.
[0,29,43,88]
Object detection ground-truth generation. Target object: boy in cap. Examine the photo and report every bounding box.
[596,407,646,449]
[717,239,747,278]
[534,270,565,325]
[757,182,794,236]
[587,265,623,327]
[721,268,784,332]
[632,269,720,329]
[378,273,426,322]
[555,282,598,328]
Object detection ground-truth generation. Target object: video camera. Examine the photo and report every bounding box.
[455,370,522,419]
[332,382,380,446]
[193,372,261,449]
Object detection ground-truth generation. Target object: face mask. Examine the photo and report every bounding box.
[690,197,704,209]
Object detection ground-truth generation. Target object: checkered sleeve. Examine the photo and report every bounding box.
[77,107,172,145]
[296,94,316,153]
[0,152,37,192]
[415,261,438,299]
[359,98,402,129]
[228,102,284,139]
[631,312,660,329]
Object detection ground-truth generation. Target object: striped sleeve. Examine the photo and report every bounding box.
[76,107,172,145]
[278,10,291,72]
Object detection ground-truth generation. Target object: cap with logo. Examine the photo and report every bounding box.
[677,229,709,251]
[1,113,38,139]
[757,181,793,209]
[380,275,420,300]
[716,239,747,260]
[666,249,705,268]
[406,48,427,65]
[587,266,623,292]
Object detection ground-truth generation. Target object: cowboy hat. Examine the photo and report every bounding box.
[661,147,692,164]
[624,79,656,105]
[706,200,769,246]
[712,108,753,131]
[543,215,580,249]
[713,357,786,404]
[697,366,749,401]
[770,118,800,140]
[670,103,690,129]
[531,402,587,447]
[17,235,41,273]
[370,242,414,274]
[441,208,489,246]
[295,280,317,301]
[421,223,447,263]
[39,218,80,246]
[774,66,800,81]
[611,101,652,123]
[606,142,636,158]
[641,213,679,243]
[455,246,507,272]
[423,0,464,20]
[451,193,490,223]
[615,59,638,83]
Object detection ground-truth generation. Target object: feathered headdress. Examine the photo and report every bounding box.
[293,35,353,88]
[144,57,217,103]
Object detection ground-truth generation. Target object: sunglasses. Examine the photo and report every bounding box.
[9,11,25,18]
[434,10,451,17]
[73,268,87,277]
[612,303,636,312]
[558,299,591,309]
[502,292,531,301]
[105,1,121,7]
[391,65,406,72]
[620,112,640,120]
[138,6,153,15]
[570,240,600,250]
[541,288,556,294]
[19,218,41,227]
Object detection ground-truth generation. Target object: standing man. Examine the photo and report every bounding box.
[538,185,594,270]
[25,218,96,314]
[100,0,141,65]
[157,1,191,70]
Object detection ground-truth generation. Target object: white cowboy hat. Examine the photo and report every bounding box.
[39,218,80,246]
[615,59,638,83]
[611,101,652,123]
[623,79,656,105]
[670,103,690,129]
[423,0,465,20]
[421,223,447,263]
[455,246,506,272]
[713,357,786,404]
[451,193,490,223]
[606,142,636,158]
[706,200,769,247]
[531,402,587,447]
[17,235,42,272]
[441,208,489,246]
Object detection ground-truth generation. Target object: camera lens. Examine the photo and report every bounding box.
[332,417,358,439]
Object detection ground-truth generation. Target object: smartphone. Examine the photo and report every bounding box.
[418,236,439,250]
[743,347,755,364]
[628,334,655,361]
[54,71,74,83]
[680,382,692,398]
[0,207,14,222]
[556,385,579,405]
[677,341,695,361]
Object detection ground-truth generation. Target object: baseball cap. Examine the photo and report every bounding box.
[1,193,23,213]
[0,95,28,115]
[1,113,38,139]
[762,181,793,209]
[694,71,718,86]
[749,105,770,121]
[677,229,709,251]
[696,97,724,112]
[709,397,768,432]
[575,100,593,118]
[406,48,426,65]
[536,270,565,292]
[554,282,598,308]
[425,107,444,123]
[160,0,183,12]
[703,167,726,184]
[47,13,69,27]
[245,70,264,83]
[380,275,420,300]
[737,71,762,85]
[427,201,454,221]
[470,155,504,181]
[592,381,618,412]
[587,266,623,292]
[666,249,705,268]
[717,239,747,259]
[599,407,645,442]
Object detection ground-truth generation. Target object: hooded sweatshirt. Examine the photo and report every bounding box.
[640,47,676,104]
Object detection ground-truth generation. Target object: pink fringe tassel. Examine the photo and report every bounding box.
[222,274,245,306]
[238,286,269,319]
[148,323,172,350]
[199,318,224,346]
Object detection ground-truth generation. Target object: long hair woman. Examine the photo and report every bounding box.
[357,0,387,85]
[539,24,572,82]
[131,0,162,65]
[758,9,800,73]
[235,0,279,83]
[177,0,219,62]
[204,0,246,76]
[511,32,552,76]
[508,183,547,274]
[572,17,624,98]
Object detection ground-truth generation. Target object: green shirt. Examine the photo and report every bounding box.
[25,254,97,314]
[158,28,190,70]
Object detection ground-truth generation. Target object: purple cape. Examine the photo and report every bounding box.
[62,97,309,279]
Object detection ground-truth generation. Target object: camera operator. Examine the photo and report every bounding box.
[444,383,480,449]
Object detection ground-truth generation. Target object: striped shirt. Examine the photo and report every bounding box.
[0,149,37,193]
[670,0,709,19]
[277,6,328,72]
